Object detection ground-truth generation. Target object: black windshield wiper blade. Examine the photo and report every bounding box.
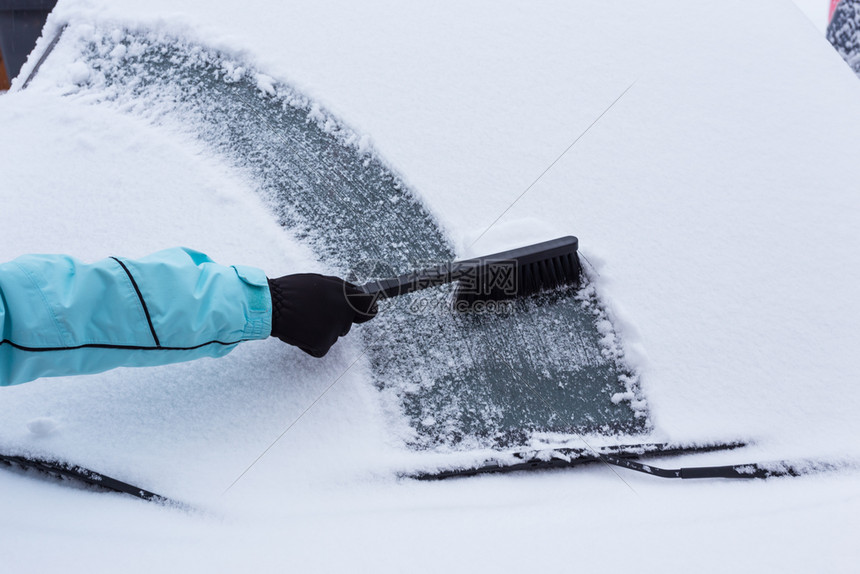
[1,451,184,506]
[600,454,840,480]
[409,441,749,480]
[409,441,842,481]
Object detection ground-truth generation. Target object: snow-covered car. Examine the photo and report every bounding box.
[2,1,860,571]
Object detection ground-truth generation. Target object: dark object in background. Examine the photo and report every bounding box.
[0,44,9,89]
[0,0,57,89]
[828,0,860,77]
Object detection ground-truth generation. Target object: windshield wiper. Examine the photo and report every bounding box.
[407,441,837,481]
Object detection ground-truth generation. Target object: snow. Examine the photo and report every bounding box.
[793,0,833,31]
[3,0,860,571]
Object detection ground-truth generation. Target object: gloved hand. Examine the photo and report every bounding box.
[268,273,378,357]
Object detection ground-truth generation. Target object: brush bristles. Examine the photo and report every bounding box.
[454,251,581,306]
[518,252,581,296]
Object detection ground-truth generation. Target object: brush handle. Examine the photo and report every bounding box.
[359,259,482,298]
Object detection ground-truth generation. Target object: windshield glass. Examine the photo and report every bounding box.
[31,27,648,450]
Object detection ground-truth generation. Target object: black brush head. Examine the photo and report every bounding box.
[453,236,580,306]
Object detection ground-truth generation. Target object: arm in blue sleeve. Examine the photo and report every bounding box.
[0,247,272,386]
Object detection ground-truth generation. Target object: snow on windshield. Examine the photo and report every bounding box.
[28,25,647,450]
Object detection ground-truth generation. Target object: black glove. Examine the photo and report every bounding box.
[268,273,378,357]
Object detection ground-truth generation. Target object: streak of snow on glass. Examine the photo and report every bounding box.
[41,27,649,449]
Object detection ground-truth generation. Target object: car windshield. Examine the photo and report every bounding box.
[30,27,648,450]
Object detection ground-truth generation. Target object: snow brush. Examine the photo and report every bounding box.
[359,236,580,306]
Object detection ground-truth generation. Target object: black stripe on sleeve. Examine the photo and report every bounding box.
[110,256,161,347]
[0,339,248,352]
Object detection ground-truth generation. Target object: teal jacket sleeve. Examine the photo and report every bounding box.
[0,247,272,386]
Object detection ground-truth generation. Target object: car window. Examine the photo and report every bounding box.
[32,27,648,449]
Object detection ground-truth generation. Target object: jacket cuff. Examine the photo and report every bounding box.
[231,264,273,340]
